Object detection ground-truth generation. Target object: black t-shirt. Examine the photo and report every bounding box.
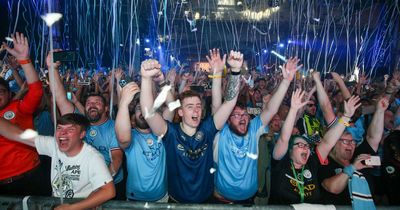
[270,152,322,204]
[353,140,378,194]
[318,157,351,205]
[319,140,378,205]
[382,130,400,204]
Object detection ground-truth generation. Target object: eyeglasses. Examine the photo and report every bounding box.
[230,113,250,119]
[339,139,356,146]
[293,142,311,149]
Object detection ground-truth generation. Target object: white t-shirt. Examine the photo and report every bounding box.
[35,136,113,198]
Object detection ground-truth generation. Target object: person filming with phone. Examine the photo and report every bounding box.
[319,96,389,206]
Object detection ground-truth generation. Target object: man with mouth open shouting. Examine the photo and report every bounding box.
[139,50,242,203]
[46,52,124,199]
[210,49,301,203]
[0,114,115,210]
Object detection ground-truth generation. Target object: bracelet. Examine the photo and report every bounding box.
[343,165,355,177]
[231,71,240,75]
[17,59,31,65]
[338,117,350,127]
[208,74,225,79]
[343,114,352,119]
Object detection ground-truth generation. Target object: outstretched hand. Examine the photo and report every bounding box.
[2,32,30,60]
[343,95,361,118]
[282,57,301,82]
[206,48,226,75]
[290,89,309,110]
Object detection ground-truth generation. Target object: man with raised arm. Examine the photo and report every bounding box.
[210,54,301,203]
[0,32,46,196]
[115,82,168,202]
[0,114,115,210]
[46,53,124,199]
[140,51,242,203]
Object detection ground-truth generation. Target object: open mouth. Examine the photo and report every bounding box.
[192,116,199,122]
[58,137,69,148]
[301,152,308,161]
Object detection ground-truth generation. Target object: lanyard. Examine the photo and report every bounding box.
[291,161,305,203]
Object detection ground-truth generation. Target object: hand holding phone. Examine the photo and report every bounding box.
[364,156,381,166]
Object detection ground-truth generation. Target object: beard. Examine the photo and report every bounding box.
[85,108,102,123]
[228,122,249,137]
[135,115,150,129]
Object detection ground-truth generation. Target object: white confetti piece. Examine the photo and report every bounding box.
[5,37,13,42]
[144,107,155,119]
[167,100,181,111]
[246,152,258,160]
[153,85,171,110]
[41,13,63,27]
[209,168,216,174]
[19,129,38,140]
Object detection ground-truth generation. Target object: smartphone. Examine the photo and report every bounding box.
[53,51,77,62]
[66,92,72,101]
[364,156,381,166]
[190,85,205,93]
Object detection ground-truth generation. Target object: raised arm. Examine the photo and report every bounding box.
[115,82,140,149]
[2,33,39,84]
[317,96,361,160]
[261,57,300,126]
[0,117,35,147]
[206,48,226,114]
[140,59,167,137]
[273,89,309,160]
[322,153,372,194]
[312,71,336,126]
[46,51,75,115]
[331,72,351,100]
[212,50,242,130]
[366,97,388,152]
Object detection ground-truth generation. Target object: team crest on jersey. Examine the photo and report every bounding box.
[194,131,204,142]
[146,138,154,146]
[303,169,312,179]
[89,129,97,137]
[335,168,343,174]
[3,111,15,120]
[177,144,184,151]
[386,166,395,174]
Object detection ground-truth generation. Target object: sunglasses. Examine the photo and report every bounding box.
[307,103,316,107]
[293,142,311,149]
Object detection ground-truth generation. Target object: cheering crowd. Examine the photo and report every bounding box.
[0,33,399,209]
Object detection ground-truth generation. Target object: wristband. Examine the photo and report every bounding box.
[208,74,225,79]
[343,165,355,177]
[343,114,352,119]
[231,71,240,75]
[338,117,350,127]
[17,59,31,65]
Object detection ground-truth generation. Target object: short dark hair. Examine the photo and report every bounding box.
[0,78,10,92]
[83,93,107,106]
[178,90,201,102]
[57,113,90,131]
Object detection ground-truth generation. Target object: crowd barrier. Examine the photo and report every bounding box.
[1,196,399,210]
